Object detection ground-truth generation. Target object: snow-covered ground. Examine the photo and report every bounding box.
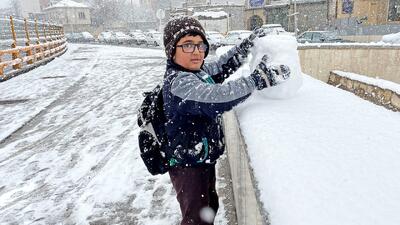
[0,44,229,225]
[238,74,400,225]
[1,40,400,225]
[222,36,400,225]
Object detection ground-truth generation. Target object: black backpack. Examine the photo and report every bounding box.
[137,85,170,175]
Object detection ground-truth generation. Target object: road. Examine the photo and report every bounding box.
[0,44,232,225]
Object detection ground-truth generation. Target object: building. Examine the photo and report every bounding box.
[193,11,229,33]
[13,0,43,19]
[245,0,269,30]
[330,0,400,36]
[168,3,246,31]
[333,0,400,25]
[44,0,91,32]
[245,0,328,32]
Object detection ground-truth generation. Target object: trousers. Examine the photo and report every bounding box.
[169,165,219,225]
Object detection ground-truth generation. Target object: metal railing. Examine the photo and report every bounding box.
[0,16,67,81]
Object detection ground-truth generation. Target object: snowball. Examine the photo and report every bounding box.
[199,206,215,223]
[250,35,303,99]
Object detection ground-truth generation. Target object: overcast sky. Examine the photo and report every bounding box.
[0,0,10,9]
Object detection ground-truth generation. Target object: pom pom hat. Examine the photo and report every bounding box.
[163,16,209,60]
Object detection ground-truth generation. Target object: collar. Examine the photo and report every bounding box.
[166,59,204,73]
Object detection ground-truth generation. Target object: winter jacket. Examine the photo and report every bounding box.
[163,46,259,167]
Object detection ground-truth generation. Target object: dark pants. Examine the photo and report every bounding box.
[169,165,219,225]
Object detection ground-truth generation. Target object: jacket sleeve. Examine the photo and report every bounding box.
[170,71,257,118]
[202,46,248,84]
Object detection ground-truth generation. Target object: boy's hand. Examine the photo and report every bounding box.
[250,55,291,90]
[236,28,266,55]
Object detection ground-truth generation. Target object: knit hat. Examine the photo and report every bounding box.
[163,16,209,59]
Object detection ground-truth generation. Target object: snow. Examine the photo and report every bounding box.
[2,38,400,225]
[45,0,89,9]
[217,35,303,99]
[0,44,228,225]
[220,36,400,225]
[381,32,400,44]
[298,42,400,47]
[193,11,228,19]
[250,35,302,99]
[333,70,400,95]
[237,74,400,225]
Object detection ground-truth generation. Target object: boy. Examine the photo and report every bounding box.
[162,16,290,225]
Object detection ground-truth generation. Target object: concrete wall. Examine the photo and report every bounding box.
[328,72,400,111]
[339,35,382,42]
[223,111,269,225]
[298,45,400,83]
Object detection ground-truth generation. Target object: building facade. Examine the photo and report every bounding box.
[44,0,91,32]
[331,0,400,35]
[245,0,269,29]
[168,4,246,31]
[14,0,42,19]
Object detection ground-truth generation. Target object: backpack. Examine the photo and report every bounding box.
[137,84,170,175]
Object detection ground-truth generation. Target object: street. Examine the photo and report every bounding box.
[0,44,230,225]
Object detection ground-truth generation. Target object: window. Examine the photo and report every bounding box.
[388,0,400,21]
[312,33,322,41]
[78,12,86,19]
[342,0,354,14]
[301,32,313,40]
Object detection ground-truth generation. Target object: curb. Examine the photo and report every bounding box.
[223,111,269,225]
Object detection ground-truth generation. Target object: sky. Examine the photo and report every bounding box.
[0,0,10,9]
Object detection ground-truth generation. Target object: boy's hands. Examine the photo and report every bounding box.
[250,55,291,90]
[236,28,266,55]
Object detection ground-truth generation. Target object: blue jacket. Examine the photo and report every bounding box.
[163,46,259,167]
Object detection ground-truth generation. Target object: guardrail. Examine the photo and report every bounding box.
[0,16,67,81]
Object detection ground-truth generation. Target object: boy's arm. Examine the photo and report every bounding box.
[202,28,266,83]
[170,71,257,118]
[202,46,246,84]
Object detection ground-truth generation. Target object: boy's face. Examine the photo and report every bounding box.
[173,34,206,71]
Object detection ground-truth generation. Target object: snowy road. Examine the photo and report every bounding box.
[0,44,229,225]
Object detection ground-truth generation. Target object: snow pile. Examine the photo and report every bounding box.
[381,32,400,44]
[250,35,302,99]
[237,74,400,225]
[193,11,228,19]
[216,35,303,99]
[333,70,400,95]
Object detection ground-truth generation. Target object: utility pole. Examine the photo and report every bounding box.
[294,0,297,36]
[288,0,299,37]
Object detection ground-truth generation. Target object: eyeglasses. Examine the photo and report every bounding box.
[176,43,208,53]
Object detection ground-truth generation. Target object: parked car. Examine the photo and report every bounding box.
[66,32,95,43]
[129,31,147,45]
[115,32,134,45]
[145,31,163,46]
[98,31,115,44]
[206,31,225,50]
[261,24,292,36]
[220,30,252,46]
[81,32,95,42]
[297,31,353,43]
